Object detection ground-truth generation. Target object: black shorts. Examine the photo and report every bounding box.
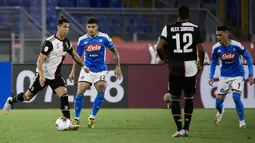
[29,73,66,94]
[169,74,196,97]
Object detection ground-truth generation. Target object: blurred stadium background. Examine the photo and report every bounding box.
[0,0,255,110]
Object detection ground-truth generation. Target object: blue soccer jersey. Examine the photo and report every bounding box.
[77,32,114,72]
[209,40,253,78]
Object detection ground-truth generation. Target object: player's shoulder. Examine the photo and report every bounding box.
[230,40,242,47]
[45,35,55,43]
[181,22,198,28]
[78,34,89,41]
[98,32,110,39]
[212,42,221,50]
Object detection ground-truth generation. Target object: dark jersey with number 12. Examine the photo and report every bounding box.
[160,22,204,77]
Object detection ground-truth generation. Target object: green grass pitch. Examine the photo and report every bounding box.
[0,109,254,143]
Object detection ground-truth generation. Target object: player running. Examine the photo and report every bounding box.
[69,17,122,128]
[209,25,254,128]
[3,16,87,130]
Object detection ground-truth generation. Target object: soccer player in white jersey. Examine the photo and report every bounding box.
[209,25,254,128]
[69,17,122,128]
[3,16,89,130]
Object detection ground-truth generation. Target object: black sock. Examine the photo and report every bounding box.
[9,92,25,105]
[171,98,182,131]
[184,97,194,130]
[60,95,70,119]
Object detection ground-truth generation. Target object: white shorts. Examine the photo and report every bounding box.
[217,76,244,94]
[78,69,107,84]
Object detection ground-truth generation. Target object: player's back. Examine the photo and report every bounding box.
[77,32,114,72]
[164,22,203,76]
[212,40,245,77]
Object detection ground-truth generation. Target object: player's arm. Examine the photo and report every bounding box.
[196,28,205,71]
[67,40,89,73]
[196,44,205,72]
[106,34,122,79]
[70,38,85,72]
[110,47,121,66]
[38,40,53,86]
[240,48,253,76]
[209,47,219,86]
[156,26,167,61]
[239,45,254,85]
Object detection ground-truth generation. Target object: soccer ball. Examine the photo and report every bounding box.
[55,117,71,131]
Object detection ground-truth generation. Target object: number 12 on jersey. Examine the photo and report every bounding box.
[172,33,193,53]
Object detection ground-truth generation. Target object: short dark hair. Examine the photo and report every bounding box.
[216,25,229,31]
[58,16,69,25]
[87,17,98,24]
[178,5,189,20]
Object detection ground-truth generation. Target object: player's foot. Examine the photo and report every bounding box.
[72,119,80,126]
[3,97,13,115]
[172,129,185,137]
[68,124,80,130]
[239,120,246,128]
[87,117,95,128]
[183,130,189,137]
[215,109,225,124]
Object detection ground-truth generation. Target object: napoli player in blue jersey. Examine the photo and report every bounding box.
[68,17,122,128]
[209,25,254,128]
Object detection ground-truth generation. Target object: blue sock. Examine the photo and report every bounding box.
[215,98,224,114]
[74,94,84,119]
[91,93,104,117]
[232,92,244,121]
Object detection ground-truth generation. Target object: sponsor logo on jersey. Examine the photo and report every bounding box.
[220,52,235,60]
[86,44,101,52]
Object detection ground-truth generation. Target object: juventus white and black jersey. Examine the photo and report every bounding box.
[160,22,204,77]
[36,35,73,79]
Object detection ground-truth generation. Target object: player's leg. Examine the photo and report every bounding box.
[182,75,197,136]
[73,69,92,123]
[3,73,44,115]
[50,76,78,130]
[169,75,184,137]
[231,77,245,128]
[214,77,229,124]
[87,71,107,128]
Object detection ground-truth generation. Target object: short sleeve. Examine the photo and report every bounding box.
[41,40,53,55]
[160,26,167,41]
[77,38,85,56]
[105,34,114,50]
[65,39,73,54]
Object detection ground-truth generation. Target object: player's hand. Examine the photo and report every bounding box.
[69,71,75,82]
[114,66,122,80]
[83,66,90,73]
[161,60,168,67]
[248,76,254,85]
[208,78,214,86]
[39,74,46,87]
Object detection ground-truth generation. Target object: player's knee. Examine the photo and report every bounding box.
[232,92,241,100]
[216,94,225,100]
[77,88,85,95]
[96,85,106,94]
[171,95,180,102]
